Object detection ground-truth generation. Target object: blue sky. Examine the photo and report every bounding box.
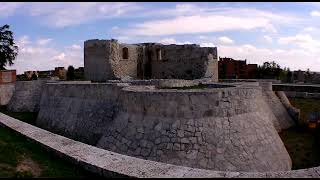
[1,2,320,74]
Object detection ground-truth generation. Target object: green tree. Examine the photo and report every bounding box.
[0,24,18,70]
[257,61,282,79]
[31,73,37,80]
[286,68,293,83]
[66,65,75,81]
[305,68,311,83]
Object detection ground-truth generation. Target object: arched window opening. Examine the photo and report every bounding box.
[122,47,129,59]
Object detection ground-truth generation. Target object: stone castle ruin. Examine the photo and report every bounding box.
[1,39,308,177]
[84,39,218,82]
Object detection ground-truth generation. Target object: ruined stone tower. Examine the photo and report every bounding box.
[84,39,218,82]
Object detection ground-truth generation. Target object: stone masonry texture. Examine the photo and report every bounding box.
[84,39,218,82]
[0,112,319,178]
[7,80,46,112]
[0,83,15,105]
[36,80,291,172]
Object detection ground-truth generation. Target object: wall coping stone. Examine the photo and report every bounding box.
[0,112,320,178]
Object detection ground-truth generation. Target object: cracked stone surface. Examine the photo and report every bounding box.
[36,81,292,172]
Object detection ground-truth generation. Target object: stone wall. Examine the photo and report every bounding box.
[110,42,141,79]
[258,82,295,131]
[149,45,218,80]
[275,91,300,122]
[7,80,46,112]
[36,82,128,144]
[0,83,15,105]
[1,113,319,178]
[84,39,218,82]
[84,39,115,82]
[36,81,291,172]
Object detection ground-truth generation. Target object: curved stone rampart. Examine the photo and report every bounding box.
[258,82,295,130]
[36,82,129,144]
[36,81,291,172]
[276,91,300,122]
[7,80,47,112]
[0,113,319,178]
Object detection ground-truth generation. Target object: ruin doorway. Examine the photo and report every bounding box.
[137,53,143,79]
[144,50,152,79]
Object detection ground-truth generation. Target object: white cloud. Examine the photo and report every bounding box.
[200,42,216,47]
[52,53,65,61]
[111,26,119,31]
[69,44,81,50]
[278,34,313,45]
[310,10,320,16]
[303,26,315,32]
[0,2,23,18]
[9,36,83,74]
[117,36,130,41]
[27,2,142,28]
[121,5,301,36]
[263,35,273,43]
[278,34,320,52]
[218,44,320,71]
[158,38,177,45]
[158,38,192,45]
[218,36,234,45]
[16,35,30,47]
[36,38,53,46]
[128,15,274,36]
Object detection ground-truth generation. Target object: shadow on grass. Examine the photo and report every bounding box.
[279,98,320,170]
[0,105,103,178]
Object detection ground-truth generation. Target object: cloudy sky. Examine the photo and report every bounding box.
[2,2,320,74]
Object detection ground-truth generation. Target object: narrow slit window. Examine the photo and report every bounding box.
[123,47,129,59]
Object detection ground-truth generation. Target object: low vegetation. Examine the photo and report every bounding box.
[0,106,100,178]
[279,98,320,170]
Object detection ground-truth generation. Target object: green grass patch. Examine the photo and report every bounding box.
[0,105,102,178]
[279,125,320,170]
[289,98,320,123]
[0,125,100,178]
[278,98,320,170]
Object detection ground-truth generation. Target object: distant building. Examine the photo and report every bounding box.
[0,70,16,84]
[311,72,320,84]
[37,70,54,79]
[218,57,257,79]
[24,71,39,80]
[23,67,67,80]
[54,67,66,80]
[293,70,305,83]
[292,70,320,84]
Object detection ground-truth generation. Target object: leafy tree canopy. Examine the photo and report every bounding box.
[66,65,75,81]
[0,24,18,70]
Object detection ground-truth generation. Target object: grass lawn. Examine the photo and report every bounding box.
[279,125,320,170]
[0,106,101,178]
[279,98,320,170]
[289,98,320,123]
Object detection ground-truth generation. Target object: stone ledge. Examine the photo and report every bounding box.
[0,112,319,178]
